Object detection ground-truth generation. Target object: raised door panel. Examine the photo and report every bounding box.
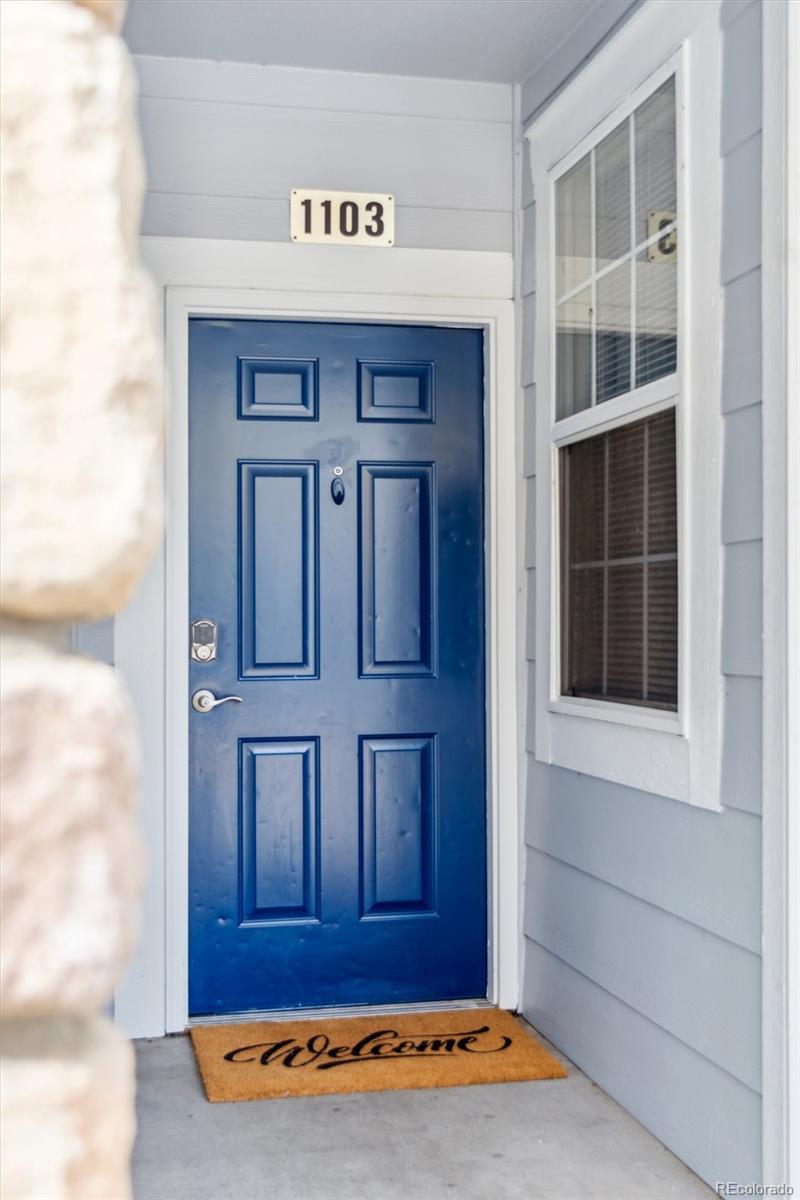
[238,356,319,420]
[360,735,436,917]
[240,739,319,924]
[359,464,436,677]
[358,361,434,422]
[239,462,318,678]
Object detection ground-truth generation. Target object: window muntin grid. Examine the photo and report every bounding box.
[555,76,677,421]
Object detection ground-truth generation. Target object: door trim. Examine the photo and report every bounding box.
[114,238,518,1037]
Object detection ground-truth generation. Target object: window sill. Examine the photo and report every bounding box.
[540,708,692,804]
[547,695,682,734]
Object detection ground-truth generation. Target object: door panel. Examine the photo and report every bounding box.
[189,319,486,1015]
[239,462,318,678]
[358,360,434,421]
[360,735,436,916]
[239,357,318,420]
[359,464,435,676]
[240,738,319,924]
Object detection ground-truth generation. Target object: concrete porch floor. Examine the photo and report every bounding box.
[133,1027,714,1200]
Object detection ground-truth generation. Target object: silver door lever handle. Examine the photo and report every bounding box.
[192,689,244,713]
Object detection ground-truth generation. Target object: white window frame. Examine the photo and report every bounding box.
[526,0,723,808]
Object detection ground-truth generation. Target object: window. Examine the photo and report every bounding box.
[527,3,724,808]
[560,409,678,710]
[555,78,678,421]
[554,75,679,715]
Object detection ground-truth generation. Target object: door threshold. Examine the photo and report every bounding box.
[189,997,494,1027]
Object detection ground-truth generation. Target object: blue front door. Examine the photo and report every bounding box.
[188,319,486,1015]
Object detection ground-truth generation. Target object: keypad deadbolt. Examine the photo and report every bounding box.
[191,619,217,662]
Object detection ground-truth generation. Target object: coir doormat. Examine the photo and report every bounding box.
[189,1007,566,1102]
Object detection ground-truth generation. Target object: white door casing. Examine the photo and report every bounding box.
[114,238,520,1037]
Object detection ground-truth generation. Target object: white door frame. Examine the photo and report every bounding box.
[114,237,519,1037]
[761,0,799,1188]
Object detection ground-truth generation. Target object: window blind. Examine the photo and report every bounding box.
[560,408,678,709]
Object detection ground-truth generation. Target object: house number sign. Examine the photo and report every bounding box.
[290,188,395,247]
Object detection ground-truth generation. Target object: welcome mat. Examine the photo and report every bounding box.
[189,1007,566,1102]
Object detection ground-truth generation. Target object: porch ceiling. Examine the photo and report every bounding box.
[122,0,600,84]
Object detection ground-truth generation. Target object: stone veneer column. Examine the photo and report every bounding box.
[0,1,163,1196]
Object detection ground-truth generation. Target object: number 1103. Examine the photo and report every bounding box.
[300,197,386,239]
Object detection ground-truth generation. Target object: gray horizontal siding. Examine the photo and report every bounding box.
[717,0,763,826]
[721,540,763,677]
[133,56,513,252]
[520,0,641,125]
[523,942,762,1187]
[520,294,535,386]
[721,133,762,285]
[524,760,762,955]
[523,480,536,570]
[722,404,762,544]
[517,1,763,1186]
[141,193,511,253]
[524,848,761,1091]
[525,573,536,663]
[722,675,762,816]
[721,0,762,153]
[522,386,536,478]
[520,203,536,295]
[720,0,759,30]
[137,97,510,209]
[722,268,761,413]
[132,55,512,124]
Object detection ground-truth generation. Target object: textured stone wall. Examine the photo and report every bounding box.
[0,1,163,1196]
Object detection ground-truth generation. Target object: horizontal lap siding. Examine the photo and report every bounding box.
[524,848,761,1092]
[132,56,513,252]
[524,761,761,953]
[518,1,763,1185]
[524,942,762,1187]
[140,194,512,254]
[718,0,764,822]
[520,0,642,125]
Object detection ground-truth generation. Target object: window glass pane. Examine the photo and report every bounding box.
[647,408,677,554]
[635,77,676,247]
[596,263,630,402]
[556,289,592,419]
[560,409,677,710]
[608,419,644,557]
[607,564,644,700]
[562,567,604,698]
[565,432,605,563]
[647,561,678,705]
[556,153,592,299]
[636,245,677,386]
[595,121,630,269]
[552,74,677,425]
